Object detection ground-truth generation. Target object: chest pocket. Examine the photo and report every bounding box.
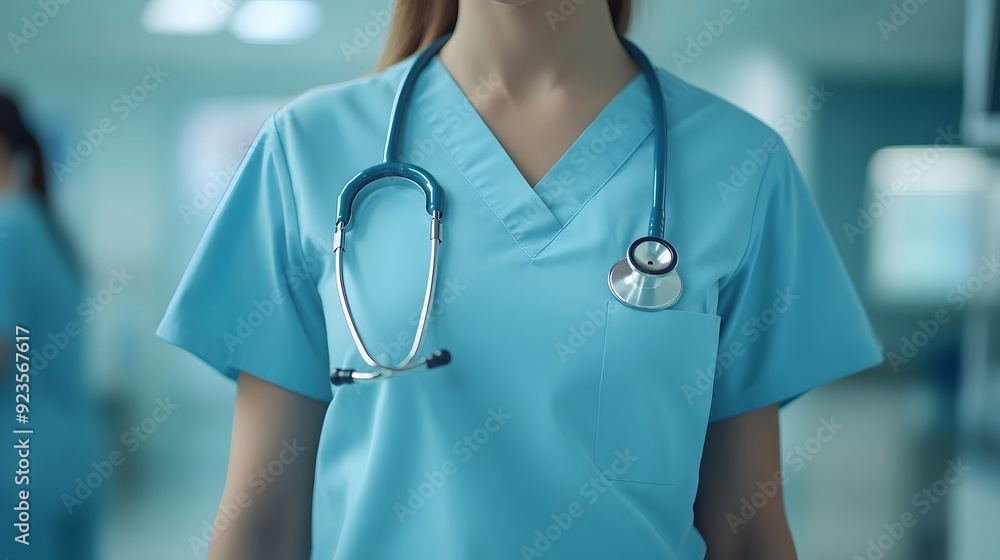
[594,302,721,486]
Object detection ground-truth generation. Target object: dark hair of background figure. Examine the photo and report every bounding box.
[0,91,82,279]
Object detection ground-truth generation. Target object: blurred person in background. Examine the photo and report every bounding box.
[0,91,103,560]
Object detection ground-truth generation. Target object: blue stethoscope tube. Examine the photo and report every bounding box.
[331,33,680,386]
[619,38,668,241]
[335,34,451,229]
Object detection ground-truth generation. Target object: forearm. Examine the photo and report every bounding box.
[204,495,261,560]
[207,373,325,560]
[206,487,312,560]
[744,532,797,560]
[697,405,797,560]
[701,503,797,560]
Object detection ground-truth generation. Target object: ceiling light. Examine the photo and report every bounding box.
[142,0,228,35]
[230,0,322,45]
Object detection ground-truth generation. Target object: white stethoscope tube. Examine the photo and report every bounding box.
[331,214,449,384]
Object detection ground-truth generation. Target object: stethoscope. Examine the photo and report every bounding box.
[330,33,680,386]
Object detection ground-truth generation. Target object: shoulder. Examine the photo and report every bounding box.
[652,68,807,270]
[656,67,786,158]
[655,67,797,206]
[271,60,412,136]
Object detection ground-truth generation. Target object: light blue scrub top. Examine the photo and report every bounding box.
[157,55,883,559]
[0,188,102,560]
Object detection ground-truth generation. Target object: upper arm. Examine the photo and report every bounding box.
[225,370,327,496]
[213,371,327,558]
[694,404,797,560]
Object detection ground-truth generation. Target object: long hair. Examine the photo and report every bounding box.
[0,92,80,278]
[376,0,633,70]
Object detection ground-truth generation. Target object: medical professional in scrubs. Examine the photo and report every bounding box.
[0,93,103,560]
[157,1,884,558]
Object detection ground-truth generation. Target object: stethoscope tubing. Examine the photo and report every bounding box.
[333,210,442,376]
[332,31,678,384]
[617,37,669,240]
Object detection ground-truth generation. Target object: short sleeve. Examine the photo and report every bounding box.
[709,139,884,422]
[155,112,331,402]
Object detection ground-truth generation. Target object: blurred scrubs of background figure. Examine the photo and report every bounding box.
[0,92,103,560]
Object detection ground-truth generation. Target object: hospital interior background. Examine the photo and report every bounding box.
[1,0,998,558]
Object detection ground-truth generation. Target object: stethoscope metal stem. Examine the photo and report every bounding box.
[331,34,453,385]
[333,212,443,377]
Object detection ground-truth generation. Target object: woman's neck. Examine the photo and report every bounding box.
[440,0,639,100]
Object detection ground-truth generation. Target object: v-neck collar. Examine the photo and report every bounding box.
[415,55,656,260]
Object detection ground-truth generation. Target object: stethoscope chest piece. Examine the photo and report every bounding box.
[608,237,683,311]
